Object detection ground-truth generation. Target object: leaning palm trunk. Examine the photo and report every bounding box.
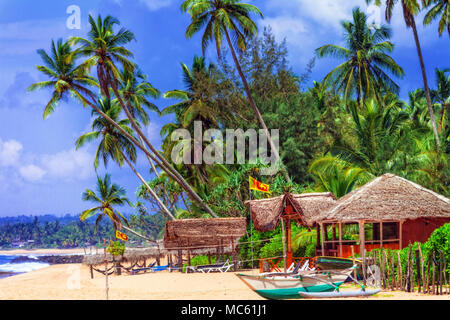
[110,83,219,218]
[223,28,290,182]
[79,92,217,218]
[410,18,440,148]
[121,150,176,220]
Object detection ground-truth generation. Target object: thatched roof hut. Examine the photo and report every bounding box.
[82,246,166,265]
[163,217,247,251]
[245,192,337,231]
[318,173,450,223]
[315,173,450,258]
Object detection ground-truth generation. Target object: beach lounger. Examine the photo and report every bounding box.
[131,262,156,275]
[191,259,234,273]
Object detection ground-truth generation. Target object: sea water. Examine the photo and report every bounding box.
[0,255,50,279]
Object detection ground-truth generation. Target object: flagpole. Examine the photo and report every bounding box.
[249,187,254,270]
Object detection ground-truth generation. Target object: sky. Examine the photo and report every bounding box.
[0,0,448,217]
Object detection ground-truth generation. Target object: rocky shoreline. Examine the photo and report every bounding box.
[10,254,84,264]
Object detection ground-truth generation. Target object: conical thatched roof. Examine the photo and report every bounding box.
[163,217,247,251]
[245,192,337,231]
[318,173,450,223]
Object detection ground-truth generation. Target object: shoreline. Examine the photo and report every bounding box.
[0,248,87,255]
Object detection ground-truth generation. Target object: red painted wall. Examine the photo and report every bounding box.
[402,218,450,248]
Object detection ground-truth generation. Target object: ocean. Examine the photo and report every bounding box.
[0,254,50,279]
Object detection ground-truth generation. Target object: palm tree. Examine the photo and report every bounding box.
[366,0,441,147]
[308,156,371,198]
[118,67,162,176]
[423,0,450,36]
[430,68,450,132]
[181,0,291,181]
[27,39,98,118]
[162,56,220,130]
[316,7,404,105]
[80,174,132,233]
[330,99,409,176]
[76,97,176,220]
[71,14,219,217]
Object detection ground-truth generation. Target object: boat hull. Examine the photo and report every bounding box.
[316,256,362,280]
[237,273,347,300]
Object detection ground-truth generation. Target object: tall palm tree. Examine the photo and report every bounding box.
[423,0,450,36]
[316,7,405,105]
[76,97,176,220]
[181,0,291,181]
[28,39,181,222]
[27,39,98,118]
[71,14,219,217]
[366,0,441,147]
[80,174,132,233]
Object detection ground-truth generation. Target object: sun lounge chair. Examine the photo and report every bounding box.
[189,259,234,273]
[150,264,169,272]
[131,262,156,275]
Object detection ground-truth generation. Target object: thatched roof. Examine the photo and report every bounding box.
[318,173,450,223]
[82,246,165,265]
[163,217,247,251]
[245,192,337,231]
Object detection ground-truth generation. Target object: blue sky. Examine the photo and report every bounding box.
[0,0,448,217]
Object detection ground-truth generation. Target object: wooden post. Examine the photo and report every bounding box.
[397,251,403,291]
[399,221,403,249]
[281,218,287,273]
[338,222,343,258]
[418,243,425,294]
[391,251,396,290]
[231,237,237,272]
[320,223,325,257]
[351,245,357,280]
[416,249,421,293]
[426,254,431,294]
[90,265,94,279]
[359,221,366,286]
[432,251,436,294]
[286,218,293,268]
[379,221,383,249]
[439,251,443,295]
[332,223,336,252]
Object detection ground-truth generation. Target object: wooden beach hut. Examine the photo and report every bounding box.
[245,192,337,269]
[316,173,450,259]
[163,217,247,269]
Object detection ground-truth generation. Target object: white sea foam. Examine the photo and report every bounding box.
[0,262,50,273]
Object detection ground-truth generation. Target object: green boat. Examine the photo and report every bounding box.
[237,268,353,300]
[315,256,363,280]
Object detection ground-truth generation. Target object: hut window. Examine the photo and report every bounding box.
[383,222,398,240]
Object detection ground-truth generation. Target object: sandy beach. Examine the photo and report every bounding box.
[0,263,449,300]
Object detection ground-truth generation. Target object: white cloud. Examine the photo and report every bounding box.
[0,139,23,166]
[19,164,46,182]
[139,0,173,11]
[41,148,93,181]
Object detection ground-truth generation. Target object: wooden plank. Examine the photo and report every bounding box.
[320,223,325,257]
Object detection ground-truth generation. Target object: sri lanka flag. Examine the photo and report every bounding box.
[249,176,270,193]
[116,230,129,241]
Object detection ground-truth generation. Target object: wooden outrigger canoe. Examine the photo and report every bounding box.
[237,267,354,300]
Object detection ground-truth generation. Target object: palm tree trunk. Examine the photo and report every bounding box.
[410,18,440,148]
[79,94,214,217]
[222,27,291,182]
[110,84,219,218]
[120,150,176,220]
